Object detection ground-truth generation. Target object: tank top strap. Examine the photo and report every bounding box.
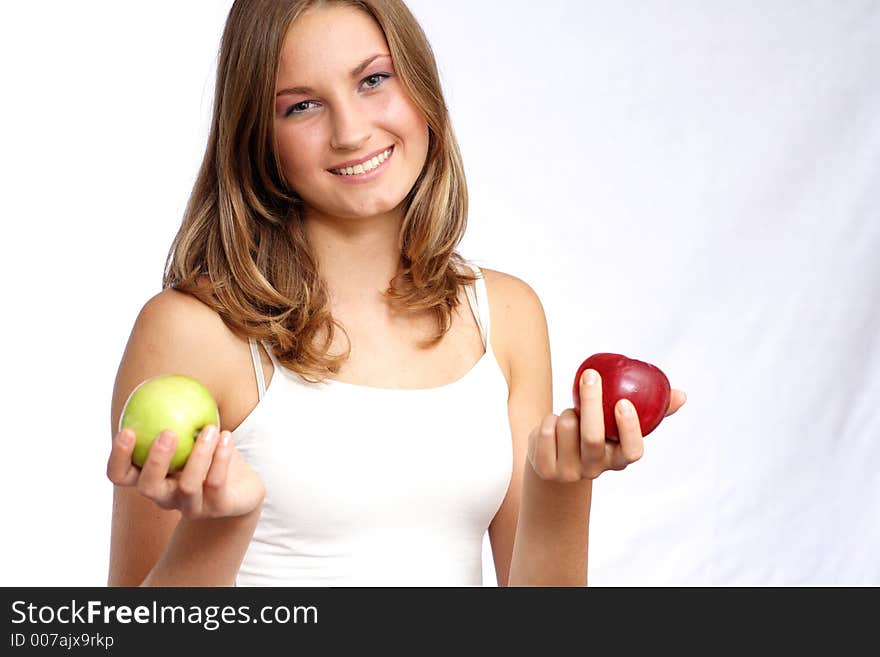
[463,263,490,350]
[248,338,267,401]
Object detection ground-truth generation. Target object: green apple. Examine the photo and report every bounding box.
[119,374,220,472]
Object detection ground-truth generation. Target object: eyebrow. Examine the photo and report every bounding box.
[275,54,391,97]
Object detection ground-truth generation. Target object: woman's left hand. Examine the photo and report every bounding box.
[527,369,687,482]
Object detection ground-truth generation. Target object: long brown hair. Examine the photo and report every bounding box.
[162,0,477,383]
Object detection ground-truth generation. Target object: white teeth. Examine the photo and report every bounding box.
[332,147,392,176]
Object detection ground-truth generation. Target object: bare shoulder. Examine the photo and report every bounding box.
[479,268,543,306]
[112,283,242,431]
[478,267,547,332]
[476,268,549,387]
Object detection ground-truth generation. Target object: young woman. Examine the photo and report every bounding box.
[106,0,686,587]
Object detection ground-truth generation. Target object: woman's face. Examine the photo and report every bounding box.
[273,5,430,222]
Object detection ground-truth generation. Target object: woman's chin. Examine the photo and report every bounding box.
[304,201,404,223]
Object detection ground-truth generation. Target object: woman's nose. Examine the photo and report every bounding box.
[329,99,371,151]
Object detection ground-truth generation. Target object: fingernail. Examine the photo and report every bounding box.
[619,399,634,415]
[117,430,134,447]
[158,431,175,448]
[203,425,218,442]
[220,431,231,447]
[582,369,598,386]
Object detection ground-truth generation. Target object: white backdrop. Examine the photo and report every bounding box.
[1,1,877,586]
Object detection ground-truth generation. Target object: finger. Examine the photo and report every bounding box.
[531,414,559,479]
[555,410,582,482]
[205,431,234,490]
[106,429,140,487]
[611,399,644,468]
[665,389,687,417]
[176,425,220,513]
[137,430,178,503]
[578,369,605,463]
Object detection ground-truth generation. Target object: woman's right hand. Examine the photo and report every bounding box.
[106,426,265,520]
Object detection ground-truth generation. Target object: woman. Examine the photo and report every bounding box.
[106,0,686,587]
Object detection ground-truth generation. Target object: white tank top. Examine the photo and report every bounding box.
[232,263,512,586]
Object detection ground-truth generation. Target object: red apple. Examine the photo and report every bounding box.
[572,353,671,441]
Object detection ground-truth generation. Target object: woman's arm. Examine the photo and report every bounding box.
[108,289,262,587]
[486,272,686,586]
[484,271,590,586]
[139,506,263,587]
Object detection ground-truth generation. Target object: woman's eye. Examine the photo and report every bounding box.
[285,101,317,117]
[362,73,391,89]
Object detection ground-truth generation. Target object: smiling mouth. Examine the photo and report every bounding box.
[328,146,394,176]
